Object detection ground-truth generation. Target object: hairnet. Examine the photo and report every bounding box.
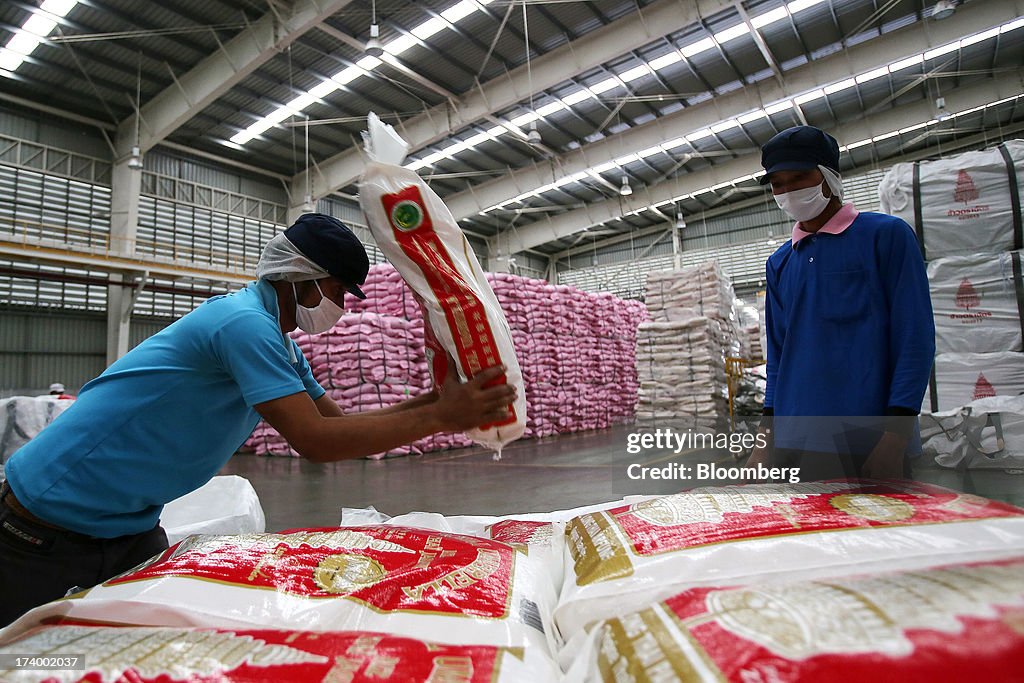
[818,164,844,202]
[255,233,330,283]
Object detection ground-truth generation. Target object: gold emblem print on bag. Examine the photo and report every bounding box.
[313,554,387,594]
[829,494,915,522]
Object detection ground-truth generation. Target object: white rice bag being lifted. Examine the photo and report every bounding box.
[358,113,526,455]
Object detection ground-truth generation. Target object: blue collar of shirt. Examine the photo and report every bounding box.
[250,279,298,363]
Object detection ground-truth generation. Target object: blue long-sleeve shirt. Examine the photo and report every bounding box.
[764,209,935,419]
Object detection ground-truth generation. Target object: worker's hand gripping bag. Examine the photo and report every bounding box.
[555,480,1024,641]
[0,625,560,683]
[563,554,1024,683]
[357,113,526,455]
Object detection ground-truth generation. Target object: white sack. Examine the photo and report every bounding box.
[928,250,1024,354]
[879,139,1024,259]
[358,113,526,454]
[929,351,1024,413]
[159,475,266,544]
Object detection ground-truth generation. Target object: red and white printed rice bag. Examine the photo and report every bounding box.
[0,626,559,683]
[358,113,526,455]
[565,555,1024,683]
[557,480,1024,639]
[1,526,555,653]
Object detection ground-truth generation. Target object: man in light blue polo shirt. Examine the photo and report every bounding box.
[0,213,516,626]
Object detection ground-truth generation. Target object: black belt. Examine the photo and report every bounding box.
[0,481,66,531]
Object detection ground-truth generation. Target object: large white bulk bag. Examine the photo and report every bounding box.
[358,113,526,454]
[928,351,1024,413]
[0,625,560,683]
[565,555,1024,683]
[1,526,556,654]
[878,140,1024,259]
[555,480,1024,640]
[928,250,1024,354]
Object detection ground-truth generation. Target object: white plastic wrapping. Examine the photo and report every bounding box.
[929,351,1024,413]
[564,555,1024,683]
[0,625,560,682]
[878,140,1024,259]
[159,475,266,544]
[358,113,526,454]
[921,394,1024,469]
[928,250,1024,354]
[0,396,73,482]
[555,480,1024,641]
[1,526,557,656]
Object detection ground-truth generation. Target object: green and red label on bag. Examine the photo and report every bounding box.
[106,526,515,617]
[8,625,514,683]
[595,556,1024,682]
[381,185,516,429]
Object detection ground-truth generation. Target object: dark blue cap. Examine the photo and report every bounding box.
[759,126,840,184]
[284,213,368,299]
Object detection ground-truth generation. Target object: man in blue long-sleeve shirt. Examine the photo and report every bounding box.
[749,126,935,480]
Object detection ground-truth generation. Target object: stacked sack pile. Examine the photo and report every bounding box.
[636,260,741,420]
[879,140,1024,413]
[245,263,646,457]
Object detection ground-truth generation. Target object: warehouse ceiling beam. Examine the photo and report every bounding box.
[114,0,355,159]
[455,0,1017,225]
[289,0,735,212]
[490,72,1024,257]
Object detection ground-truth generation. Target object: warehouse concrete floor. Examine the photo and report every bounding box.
[220,423,1024,532]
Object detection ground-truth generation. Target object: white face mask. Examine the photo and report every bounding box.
[774,181,832,223]
[292,280,344,334]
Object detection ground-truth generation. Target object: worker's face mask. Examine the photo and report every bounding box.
[774,181,831,223]
[292,280,343,334]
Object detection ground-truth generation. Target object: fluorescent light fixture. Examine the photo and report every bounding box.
[681,37,716,58]
[960,27,1000,48]
[386,34,418,55]
[636,145,663,159]
[889,54,924,71]
[663,137,688,149]
[441,0,477,23]
[687,128,713,142]
[23,14,57,36]
[787,0,826,13]
[411,17,447,40]
[711,119,740,134]
[620,64,651,82]
[764,100,793,115]
[751,7,789,29]
[308,80,338,99]
[40,0,77,15]
[591,162,616,174]
[823,78,856,94]
[562,89,592,106]
[1003,17,1024,33]
[614,153,640,166]
[873,131,899,142]
[794,89,825,105]
[856,66,890,84]
[924,42,959,60]
[649,51,682,71]
[846,139,872,150]
[738,110,767,124]
[537,101,566,116]
[511,112,539,127]
[589,78,619,95]
[714,24,749,44]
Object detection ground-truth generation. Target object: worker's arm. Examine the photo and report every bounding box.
[257,366,514,462]
[314,388,439,418]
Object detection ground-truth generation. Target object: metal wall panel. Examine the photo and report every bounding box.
[0,309,106,396]
[0,106,110,159]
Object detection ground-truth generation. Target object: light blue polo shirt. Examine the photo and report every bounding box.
[5,279,324,538]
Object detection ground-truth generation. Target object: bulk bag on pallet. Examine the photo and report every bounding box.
[0,625,560,682]
[555,480,1024,639]
[358,113,526,454]
[1,526,556,654]
[564,555,1024,683]
[927,351,1024,413]
[878,140,1024,260]
[928,250,1024,354]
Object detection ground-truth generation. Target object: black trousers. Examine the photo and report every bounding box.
[0,489,169,628]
